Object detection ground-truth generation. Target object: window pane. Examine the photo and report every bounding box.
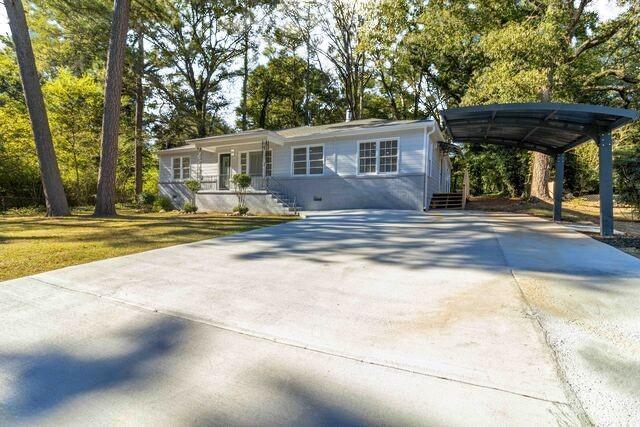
[309,146,323,160]
[181,157,190,179]
[173,158,181,179]
[293,147,307,175]
[308,146,323,174]
[240,153,247,174]
[249,152,263,176]
[293,163,307,175]
[379,140,398,173]
[359,142,377,173]
[266,150,272,176]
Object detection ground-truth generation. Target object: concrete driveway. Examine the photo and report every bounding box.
[1,210,639,425]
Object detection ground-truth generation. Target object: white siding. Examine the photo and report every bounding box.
[159,151,197,182]
[398,131,424,174]
[201,151,217,178]
[271,129,425,178]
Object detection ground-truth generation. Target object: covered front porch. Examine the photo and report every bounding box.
[190,129,284,193]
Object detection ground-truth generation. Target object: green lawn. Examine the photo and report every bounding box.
[0,207,295,282]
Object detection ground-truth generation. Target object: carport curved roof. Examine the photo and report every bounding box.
[441,103,638,155]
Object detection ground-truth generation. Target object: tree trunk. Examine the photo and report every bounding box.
[241,27,249,131]
[5,0,70,216]
[530,75,554,201]
[530,152,551,201]
[134,22,144,198]
[94,0,130,216]
[304,44,311,126]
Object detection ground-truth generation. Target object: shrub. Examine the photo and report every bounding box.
[233,205,249,215]
[232,173,252,212]
[231,173,252,189]
[182,202,198,213]
[184,179,201,193]
[137,191,156,207]
[154,195,173,211]
[614,145,640,219]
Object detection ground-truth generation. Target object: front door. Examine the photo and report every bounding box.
[219,153,231,190]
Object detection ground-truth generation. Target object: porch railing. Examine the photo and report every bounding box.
[264,176,298,214]
[199,175,266,192]
[197,174,297,213]
[200,175,218,191]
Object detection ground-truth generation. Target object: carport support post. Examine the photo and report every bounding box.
[598,132,614,237]
[553,152,564,222]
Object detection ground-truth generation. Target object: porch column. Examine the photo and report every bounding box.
[598,132,614,237]
[553,152,564,222]
[197,147,202,180]
[261,140,266,178]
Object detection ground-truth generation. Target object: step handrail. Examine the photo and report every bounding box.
[265,176,298,214]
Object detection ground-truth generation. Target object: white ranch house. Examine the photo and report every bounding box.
[158,118,452,214]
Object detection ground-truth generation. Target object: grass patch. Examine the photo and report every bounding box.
[0,206,295,281]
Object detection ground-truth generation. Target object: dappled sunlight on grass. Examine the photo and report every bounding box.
[0,207,295,281]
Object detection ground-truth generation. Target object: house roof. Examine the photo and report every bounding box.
[441,103,638,155]
[160,118,440,154]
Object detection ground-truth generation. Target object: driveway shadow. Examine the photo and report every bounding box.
[0,318,186,418]
[201,210,640,281]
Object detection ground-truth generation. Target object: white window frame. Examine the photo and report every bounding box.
[356,137,400,176]
[172,156,191,181]
[238,149,272,176]
[290,144,325,176]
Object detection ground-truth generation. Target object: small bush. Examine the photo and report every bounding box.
[184,179,201,193]
[154,195,174,211]
[231,173,252,189]
[182,202,198,213]
[614,145,640,219]
[233,205,249,215]
[137,191,156,208]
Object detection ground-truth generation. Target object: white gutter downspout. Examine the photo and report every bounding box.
[423,124,437,210]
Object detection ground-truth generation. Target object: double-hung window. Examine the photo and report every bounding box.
[378,140,398,173]
[292,145,324,176]
[240,152,248,174]
[358,139,399,174]
[358,141,377,174]
[172,156,191,180]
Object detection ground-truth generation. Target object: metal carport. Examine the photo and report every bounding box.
[441,103,639,237]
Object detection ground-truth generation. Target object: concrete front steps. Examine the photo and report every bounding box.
[430,192,464,210]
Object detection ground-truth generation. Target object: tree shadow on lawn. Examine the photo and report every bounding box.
[0,318,186,418]
[0,215,289,246]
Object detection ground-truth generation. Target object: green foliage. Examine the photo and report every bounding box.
[233,205,249,215]
[137,191,156,207]
[465,145,530,197]
[182,202,198,213]
[243,54,342,129]
[154,195,174,212]
[1,205,47,216]
[232,173,252,189]
[614,145,640,218]
[43,69,103,204]
[184,179,201,193]
[232,173,252,212]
